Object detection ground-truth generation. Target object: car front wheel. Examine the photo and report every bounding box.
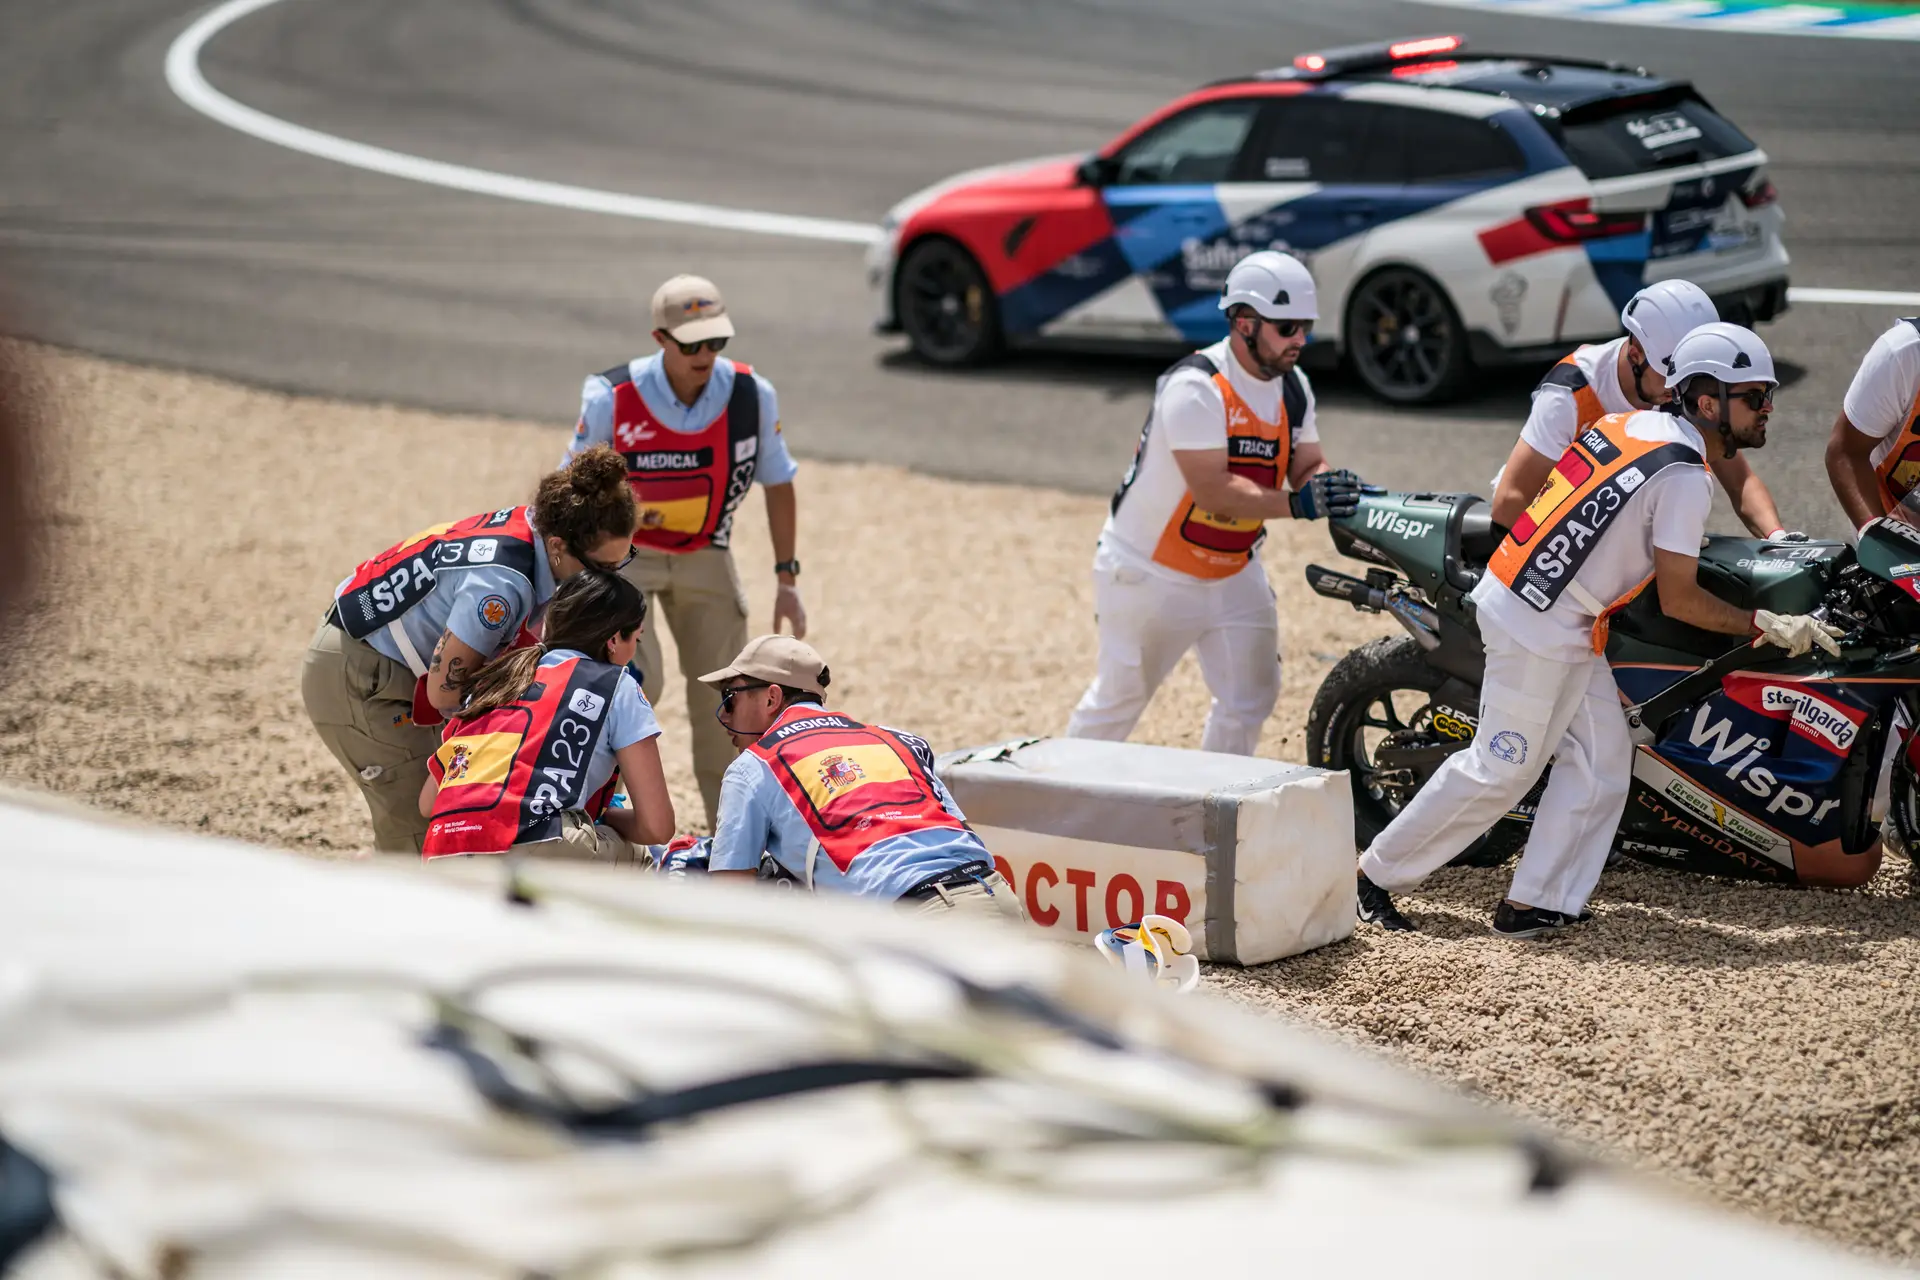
[1345,267,1471,405]
[896,239,1002,367]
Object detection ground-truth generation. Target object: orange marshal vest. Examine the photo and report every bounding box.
[422,654,626,857]
[602,361,761,553]
[745,706,967,875]
[1872,318,1920,518]
[1489,412,1706,651]
[1536,348,1610,431]
[1111,353,1308,581]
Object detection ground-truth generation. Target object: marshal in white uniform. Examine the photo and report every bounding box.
[1363,408,1714,920]
[1066,340,1316,756]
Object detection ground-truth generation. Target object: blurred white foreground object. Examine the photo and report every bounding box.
[0,792,1902,1278]
[940,738,1355,963]
[1095,915,1201,994]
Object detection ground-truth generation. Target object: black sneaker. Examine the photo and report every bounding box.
[1490,901,1593,939]
[1357,874,1415,932]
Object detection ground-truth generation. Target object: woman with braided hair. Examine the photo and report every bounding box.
[418,570,674,862]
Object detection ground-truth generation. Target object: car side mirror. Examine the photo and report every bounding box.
[1076,155,1116,187]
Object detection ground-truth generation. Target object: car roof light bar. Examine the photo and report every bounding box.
[1289,34,1465,79]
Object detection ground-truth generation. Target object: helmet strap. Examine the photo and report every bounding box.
[1716,386,1736,459]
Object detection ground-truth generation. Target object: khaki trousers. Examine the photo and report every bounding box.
[904,870,1029,925]
[621,545,749,827]
[510,809,642,865]
[301,618,439,853]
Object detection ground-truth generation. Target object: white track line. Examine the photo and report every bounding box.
[163,0,879,246]
[167,0,1920,308]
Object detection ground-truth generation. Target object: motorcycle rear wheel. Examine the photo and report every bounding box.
[1307,635,1522,865]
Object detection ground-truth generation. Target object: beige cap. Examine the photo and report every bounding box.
[699,635,831,698]
[651,274,736,343]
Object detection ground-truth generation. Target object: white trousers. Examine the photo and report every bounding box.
[1358,635,1631,918]
[1066,542,1279,757]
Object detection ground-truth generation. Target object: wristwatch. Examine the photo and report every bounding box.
[774,559,801,578]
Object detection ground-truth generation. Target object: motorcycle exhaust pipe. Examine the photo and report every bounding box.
[1305,564,1441,650]
[1305,564,1386,612]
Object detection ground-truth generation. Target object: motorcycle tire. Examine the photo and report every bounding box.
[1887,754,1919,869]
[1307,634,1519,866]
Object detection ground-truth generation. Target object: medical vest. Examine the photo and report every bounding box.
[744,706,968,876]
[1490,412,1706,650]
[333,506,540,674]
[1872,318,1920,518]
[603,361,761,553]
[422,654,626,857]
[1111,352,1308,581]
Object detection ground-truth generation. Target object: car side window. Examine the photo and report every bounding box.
[1111,100,1262,186]
[1394,108,1526,183]
[1250,97,1400,184]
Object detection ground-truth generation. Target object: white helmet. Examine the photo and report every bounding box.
[1219,250,1318,322]
[1621,279,1718,385]
[1667,322,1778,390]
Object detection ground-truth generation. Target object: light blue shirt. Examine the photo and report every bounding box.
[539,649,660,801]
[565,354,799,486]
[709,715,990,899]
[357,513,558,670]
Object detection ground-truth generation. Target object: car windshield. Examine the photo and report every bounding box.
[1553,95,1758,179]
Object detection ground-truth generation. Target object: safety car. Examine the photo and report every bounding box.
[868,35,1789,403]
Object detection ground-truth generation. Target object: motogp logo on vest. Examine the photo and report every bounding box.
[817,754,866,797]
[614,420,658,449]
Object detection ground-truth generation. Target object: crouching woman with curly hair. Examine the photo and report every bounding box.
[303,446,638,852]
[418,570,675,863]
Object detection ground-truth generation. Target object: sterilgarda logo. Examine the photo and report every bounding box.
[1759,686,1858,754]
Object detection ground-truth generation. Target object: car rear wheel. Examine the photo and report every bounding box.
[1345,267,1471,405]
[897,239,1002,367]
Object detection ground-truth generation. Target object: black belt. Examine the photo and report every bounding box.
[899,860,994,902]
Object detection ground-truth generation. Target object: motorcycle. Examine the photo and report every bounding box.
[1302,491,1920,887]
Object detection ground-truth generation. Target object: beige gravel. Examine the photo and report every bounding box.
[3,341,1917,1262]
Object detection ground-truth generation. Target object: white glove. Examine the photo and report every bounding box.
[1766,529,1811,543]
[773,582,808,638]
[1752,609,1843,658]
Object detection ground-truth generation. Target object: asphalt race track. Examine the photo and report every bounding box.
[3,0,1917,535]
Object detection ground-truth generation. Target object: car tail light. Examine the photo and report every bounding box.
[1388,34,1462,59]
[1524,199,1646,243]
[1392,59,1458,78]
[1740,180,1779,209]
[1294,53,1328,70]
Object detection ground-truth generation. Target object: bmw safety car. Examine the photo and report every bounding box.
[868,35,1789,404]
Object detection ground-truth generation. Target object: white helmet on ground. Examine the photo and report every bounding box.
[1621,279,1718,385]
[1667,322,1778,390]
[1219,250,1318,322]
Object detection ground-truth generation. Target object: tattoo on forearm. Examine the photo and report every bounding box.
[440,656,469,694]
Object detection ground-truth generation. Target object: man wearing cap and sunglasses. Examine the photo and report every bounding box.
[567,274,805,827]
[696,635,1025,922]
[1067,250,1370,756]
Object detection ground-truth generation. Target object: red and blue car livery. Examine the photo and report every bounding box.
[868,36,1788,403]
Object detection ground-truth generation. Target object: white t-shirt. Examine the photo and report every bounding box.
[1842,320,1920,518]
[1102,339,1319,580]
[1475,411,1715,663]
[1492,339,1634,492]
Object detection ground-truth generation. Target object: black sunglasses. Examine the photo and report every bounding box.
[1245,316,1312,339]
[670,336,728,356]
[1729,388,1774,412]
[576,543,637,574]
[715,680,772,726]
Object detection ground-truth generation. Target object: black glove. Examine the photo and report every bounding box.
[1290,469,1367,521]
